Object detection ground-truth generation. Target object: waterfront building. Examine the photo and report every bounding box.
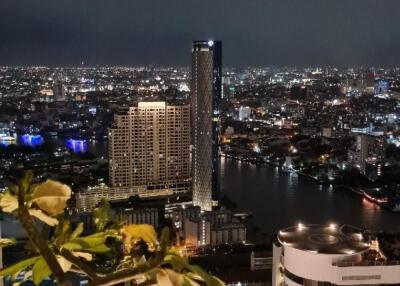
[183,215,212,248]
[251,251,273,271]
[347,134,385,176]
[273,224,400,286]
[170,206,246,249]
[108,101,191,197]
[208,209,246,245]
[191,40,222,211]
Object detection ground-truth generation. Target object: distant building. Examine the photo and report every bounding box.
[322,127,333,138]
[53,81,66,101]
[170,206,246,249]
[183,215,211,248]
[209,209,246,246]
[374,79,389,96]
[348,134,385,177]
[37,89,54,102]
[239,106,251,121]
[191,40,222,211]
[108,101,191,197]
[114,207,159,229]
[251,251,272,271]
[321,127,348,139]
[273,224,400,286]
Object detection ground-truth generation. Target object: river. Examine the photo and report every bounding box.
[5,137,399,236]
[220,156,400,235]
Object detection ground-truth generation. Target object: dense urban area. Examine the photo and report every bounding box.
[3,63,400,285]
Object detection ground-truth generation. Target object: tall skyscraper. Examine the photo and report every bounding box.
[108,101,191,196]
[191,40,222,211]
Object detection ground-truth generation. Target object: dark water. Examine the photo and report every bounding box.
[220,157,400,235]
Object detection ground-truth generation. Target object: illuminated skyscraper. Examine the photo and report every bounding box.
[109,101,191,196]
[191,40,222,211]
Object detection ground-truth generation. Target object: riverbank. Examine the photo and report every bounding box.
[221,153,400,213]
[221,157,400,234]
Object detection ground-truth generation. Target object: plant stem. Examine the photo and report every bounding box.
[17,183,70,285]
[60,249,100,283]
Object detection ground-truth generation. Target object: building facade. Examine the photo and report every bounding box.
[169,206,246,250]
[114,207,159,229]
[191,40,222,211]
[348,133,385,178]
[108,101,191,197]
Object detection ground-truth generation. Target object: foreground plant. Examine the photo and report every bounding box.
[0,171,224,286]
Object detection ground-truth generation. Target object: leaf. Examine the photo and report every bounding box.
[62,232,106,251]
[183,276,201,286]
[92,199,110,231]
[55,220,72,246]
[0,238,16,248]
[185,272,204,283]
[75,232,106,247]
[70,223,84,240]
[0,256,40,277]
[32,180,71,215]
[120,224,158,248]
[163,254,189,273]
[32,258,52,285]
[57,256,72,273]
[187,265,225,286]
[156,270,173,286]
[86,244,110,253]
[23,270,33,281]
[62,241,83,251]
[0,192,18,213]
[165,269,185,286]
[71,251,93,261]
[159,227,170,255]
[29,209,59,226]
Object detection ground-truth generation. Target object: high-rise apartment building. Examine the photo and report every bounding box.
[348,133,385,177]
[191,40,222,211]
[108,101,191,197]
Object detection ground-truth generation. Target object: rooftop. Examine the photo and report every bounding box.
[277,224,370,255]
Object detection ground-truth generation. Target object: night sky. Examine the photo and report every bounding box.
[1,0,400,67]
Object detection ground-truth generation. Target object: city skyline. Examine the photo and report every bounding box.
[4,1,400,285]
[2,0,400,67]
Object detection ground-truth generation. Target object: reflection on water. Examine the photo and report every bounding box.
[220,158,400,234]
[65,139,88,153]
[0,134,17,147]
[0,134,107,158]
[20,134,44,147]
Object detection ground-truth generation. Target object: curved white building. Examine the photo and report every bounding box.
[273,224,400,286]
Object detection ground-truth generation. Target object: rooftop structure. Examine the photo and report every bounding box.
[273,224,400,286]
[277,224,369,255]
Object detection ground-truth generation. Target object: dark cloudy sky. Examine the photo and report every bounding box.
[1,0,400,67]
